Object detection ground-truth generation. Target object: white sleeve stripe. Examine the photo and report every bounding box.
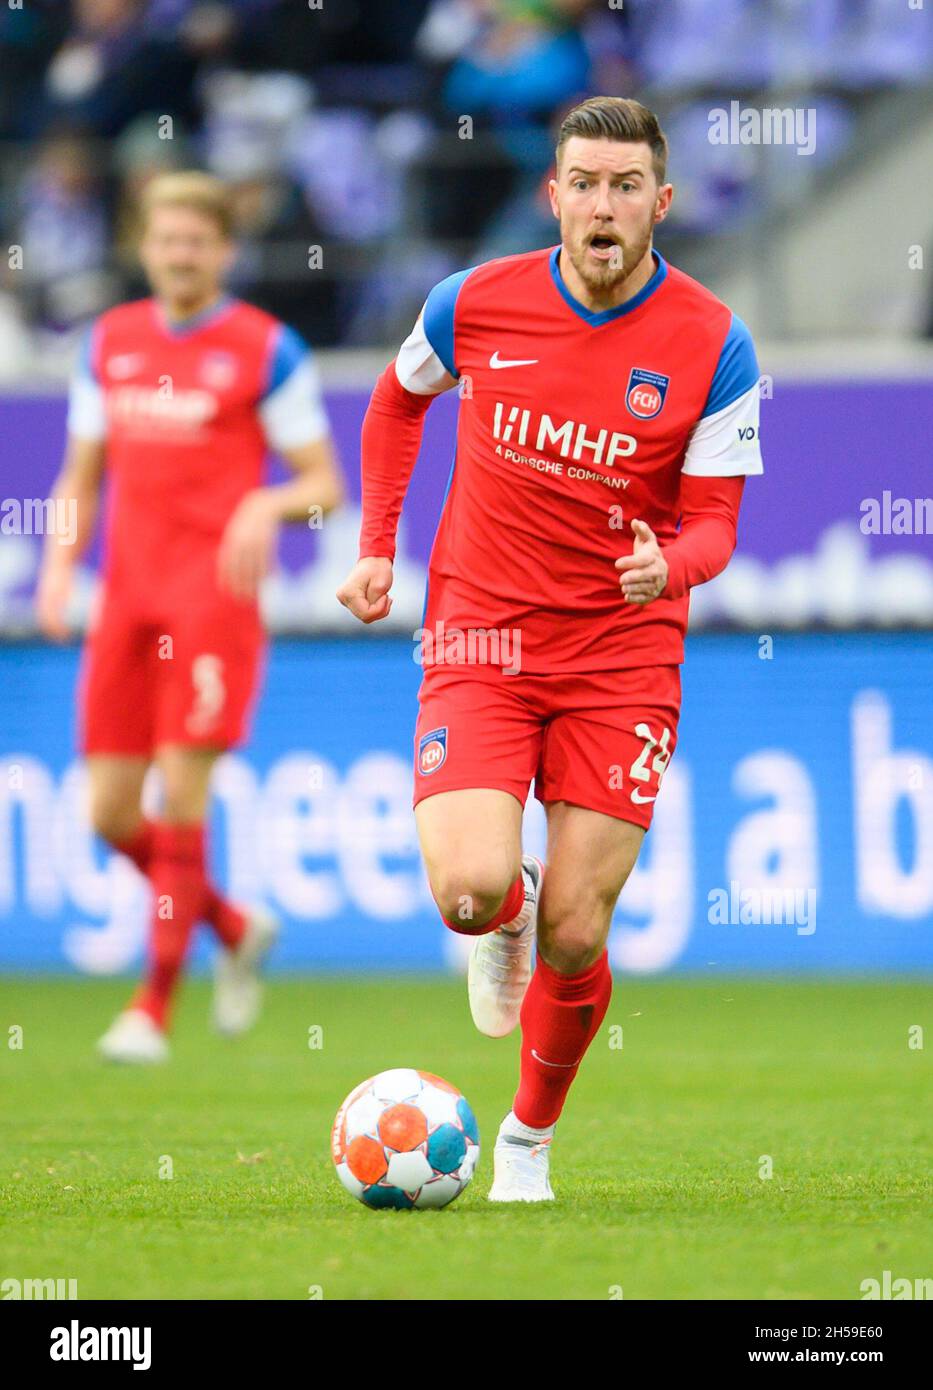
[67,374,107,441]
[682,381,763,477]
[259,354,330,451]
[395,315,455,395]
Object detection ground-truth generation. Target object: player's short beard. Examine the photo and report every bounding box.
[564,210,655,299]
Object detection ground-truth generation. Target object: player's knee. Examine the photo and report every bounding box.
[158,748,215,825]
[430,866,515,930]
[160,782,208,825]
[161,798,202,826]
[538,892,611,973]
[88,795,137,847]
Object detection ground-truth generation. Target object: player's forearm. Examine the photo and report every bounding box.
[662,475,746,599]
[40,468,100,571]
[264,451,344,523]
[358,362,433,562]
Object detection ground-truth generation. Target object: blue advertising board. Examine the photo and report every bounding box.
[0,635,930,975]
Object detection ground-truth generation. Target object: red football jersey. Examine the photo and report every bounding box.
[392,246,763,672]
[68,296,329,613]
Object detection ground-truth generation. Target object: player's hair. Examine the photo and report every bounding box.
[139,171,235,238]
[556,97,669,183]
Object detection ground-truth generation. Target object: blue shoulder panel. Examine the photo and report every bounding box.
[702,313,760,418]
[422,266,477,378]
[265,323,309,398]
[77,322,100,381]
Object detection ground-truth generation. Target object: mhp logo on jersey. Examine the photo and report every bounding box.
[418,727,448,776]
[626,367,670,420]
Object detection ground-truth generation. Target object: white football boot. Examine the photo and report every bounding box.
[488,1111,555,1203]
[97,1008,169,1064]
[468,855,543,1038]
[212,906,279,1036]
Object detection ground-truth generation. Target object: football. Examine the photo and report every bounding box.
[331,1068,480,1209]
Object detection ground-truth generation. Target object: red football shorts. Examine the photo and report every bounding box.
[413,662,681,830]
[79,591,265,756]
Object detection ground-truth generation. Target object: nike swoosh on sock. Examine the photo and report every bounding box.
[530,1048,580,1068]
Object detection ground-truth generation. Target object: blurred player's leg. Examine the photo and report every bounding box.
[87,751,249,950]
[490,804,642,1201]
[97,748,219,1057]
[157,745,248,949]
[126,818,207,1034]
[86,755,166,1061]
[156,612,277,1034]
[156,746,277,1038]
[86,754,150,851]
[91,743,272,1059]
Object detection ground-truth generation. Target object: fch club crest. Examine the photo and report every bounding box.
[626,367,670,419]
[418,727,448,775]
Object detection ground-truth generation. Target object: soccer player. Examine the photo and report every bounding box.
[338,97,763,1200]
[37,172,343,1064]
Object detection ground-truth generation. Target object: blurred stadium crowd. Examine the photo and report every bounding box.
[0,0,932,371]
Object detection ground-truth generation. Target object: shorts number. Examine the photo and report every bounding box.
[630,722,672,785]
[187,653,226,733]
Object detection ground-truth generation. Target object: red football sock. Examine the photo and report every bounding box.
[513,951,613,1128]
[113,818,245,950]
[131,823,206,1030]
[113,820,157,875]
[439,872,524,937]
[202,884,247,949]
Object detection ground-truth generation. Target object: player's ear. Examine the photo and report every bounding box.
[547,178,560,221]
[653,183,674,225]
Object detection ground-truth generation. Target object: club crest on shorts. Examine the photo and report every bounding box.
[418,727,448,776]
[625,367,670,419]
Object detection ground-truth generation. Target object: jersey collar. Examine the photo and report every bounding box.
[153,295,235,337]
[548,246,667,326]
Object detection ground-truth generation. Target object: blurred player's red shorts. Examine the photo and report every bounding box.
[413,661,681,830]
[79,591,266,755]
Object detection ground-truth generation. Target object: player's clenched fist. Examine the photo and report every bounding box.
[337,556,394,624]
[615,518,669,605]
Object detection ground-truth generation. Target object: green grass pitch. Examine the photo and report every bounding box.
[1,976,930,1301]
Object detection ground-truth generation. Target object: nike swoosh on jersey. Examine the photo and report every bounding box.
[489,351,539,369]
[630,789,657,804]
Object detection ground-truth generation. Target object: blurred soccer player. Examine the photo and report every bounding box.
[339,97,764,1199]
[38,172,342,1063]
